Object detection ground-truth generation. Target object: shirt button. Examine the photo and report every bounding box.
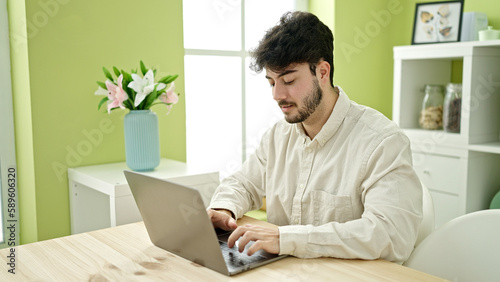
[294,219,299,224]
[299,184,304,188]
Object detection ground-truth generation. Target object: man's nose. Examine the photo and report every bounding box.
[272,84,287,101]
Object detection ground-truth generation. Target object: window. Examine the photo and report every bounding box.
[183,0,306,177]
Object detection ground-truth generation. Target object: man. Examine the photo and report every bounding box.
[207,11,422,263]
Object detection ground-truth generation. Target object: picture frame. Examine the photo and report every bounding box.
[412,1,464,44]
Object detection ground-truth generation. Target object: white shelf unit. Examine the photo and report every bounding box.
[393,40,500,227]
[68,159,219,234]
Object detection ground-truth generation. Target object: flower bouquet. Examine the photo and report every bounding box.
[95,60,179,114]
[94,61,179,171]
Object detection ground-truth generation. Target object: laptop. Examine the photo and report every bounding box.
[124,170,287,276]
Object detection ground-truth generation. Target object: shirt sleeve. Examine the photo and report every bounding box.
[208,128,270,219]
[279,132,423,263]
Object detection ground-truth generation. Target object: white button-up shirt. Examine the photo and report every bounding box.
[209,87,422,262]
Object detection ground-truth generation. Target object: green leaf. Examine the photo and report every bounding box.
[153,69,157,77]
[143,84,160,109]
[96,81,107,89]
[102,67,114,81]
[113,66,121,76]
[121,71,135,105]
[154,89,164,100]
[121,70,132,82]
[150,101,175,108]
[123,99,134,110]
[149,102,166,107]
[140,60,147,76]
[124,86,135,102]
[97,96,108,110]
[158,74,178,84]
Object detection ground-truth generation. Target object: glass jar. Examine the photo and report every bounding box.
[419,84,444,130]
[443,83,462,133]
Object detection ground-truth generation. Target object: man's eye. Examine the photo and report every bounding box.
[284,80,294,85]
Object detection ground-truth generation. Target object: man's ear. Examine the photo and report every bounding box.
[316,61,331,85]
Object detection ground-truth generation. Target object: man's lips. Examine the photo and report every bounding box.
[281,105,293,112]
[278,102,295,113]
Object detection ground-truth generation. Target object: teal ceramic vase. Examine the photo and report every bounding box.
[123,110,160,171]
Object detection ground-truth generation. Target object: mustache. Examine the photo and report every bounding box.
[278,101,297,107]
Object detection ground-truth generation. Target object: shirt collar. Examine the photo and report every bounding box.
[294,86,351,147]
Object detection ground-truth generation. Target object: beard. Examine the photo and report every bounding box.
[280,78,323,124]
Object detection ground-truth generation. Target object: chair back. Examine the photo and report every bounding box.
[415,182,435,246]
[404,209,500,282]
[490,190,500,209]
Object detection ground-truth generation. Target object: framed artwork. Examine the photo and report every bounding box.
[412,1,464,44]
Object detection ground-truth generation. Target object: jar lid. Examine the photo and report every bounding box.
[425,84,444,92]
[446,83,462,92]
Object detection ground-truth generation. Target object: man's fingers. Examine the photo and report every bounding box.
[207,209,237,231]
[211,214,280,255]
[247,240,266,256]
[228,224,280,255]
[237,227,265,252]
[226,217,238,230]
[227,226,246,248]
[238,230,256,252]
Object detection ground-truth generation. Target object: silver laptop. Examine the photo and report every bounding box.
[124,170,286,276]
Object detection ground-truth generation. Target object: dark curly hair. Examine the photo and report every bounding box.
[249,11,334,87]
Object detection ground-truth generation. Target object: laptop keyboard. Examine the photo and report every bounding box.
[219,241,268,267]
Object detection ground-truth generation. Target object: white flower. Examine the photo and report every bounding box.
[128,69,166,107]
[94,86,108,96]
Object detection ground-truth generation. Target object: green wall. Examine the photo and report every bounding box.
[9,0,186,243]
[309,0,334,32]
[311,0,500,118]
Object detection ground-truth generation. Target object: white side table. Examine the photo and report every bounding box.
[68,159,219,234]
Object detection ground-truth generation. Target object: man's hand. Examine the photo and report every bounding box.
[207,208,238,231]
[228,224,280,256]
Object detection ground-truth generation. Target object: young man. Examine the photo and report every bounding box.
[207,11,422,263]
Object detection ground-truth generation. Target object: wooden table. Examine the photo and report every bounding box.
[0,217,446,281]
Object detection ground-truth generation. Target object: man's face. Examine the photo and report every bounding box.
[265,63,323,124]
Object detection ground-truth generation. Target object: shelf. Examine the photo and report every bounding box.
[404,129,500,155]
[403,128,462,137]
[403,128,467,149]
[394,41,500,150]
[468,142,500,154]
[393,41,500,228]
[394,40,500,60]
